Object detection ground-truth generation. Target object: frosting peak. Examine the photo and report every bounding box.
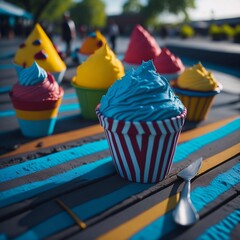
[80,30,107,55]
[178,63,219,91]
[153,47,184,74]
[100,60,185,121]
[123,25,161,64]
[14,23,66,72]
[15,61,47,86]
[10,61,63,107]
[73,44,124,89]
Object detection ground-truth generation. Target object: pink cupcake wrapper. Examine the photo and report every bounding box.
[96,108,186,183]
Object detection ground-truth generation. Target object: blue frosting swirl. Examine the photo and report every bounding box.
[15,61,47,86]
[100,60,185,121]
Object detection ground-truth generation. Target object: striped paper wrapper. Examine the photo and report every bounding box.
[96,108,187,183]
[176,94,215,121]
[171,83,222,122]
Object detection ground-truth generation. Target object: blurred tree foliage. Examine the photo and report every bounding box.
[8,0,195,28]
[70,0,106,29]
[123,0,195,25]
[122,0,143,13]
[7,0,73,22]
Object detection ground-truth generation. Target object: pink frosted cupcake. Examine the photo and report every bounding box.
[122,25,161,72]
[153,47,185,81]
[96,60,186,183]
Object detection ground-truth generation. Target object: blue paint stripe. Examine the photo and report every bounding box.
[62,92,77,100]
[196,209,240,240]
[130,163,240,240]
[0,234,7,240]
[0,86,11,93]
[0,157,114,208]
[59,103,79,112]
[192,163,240,211]
[0,64,14,69]
[0,139,108,183]
[14,182,152,240]
[0,52,14,60]
[0,109,15,117]
[173,118,240,163]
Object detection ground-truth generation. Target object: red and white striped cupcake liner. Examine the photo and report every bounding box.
[96,107,187,183]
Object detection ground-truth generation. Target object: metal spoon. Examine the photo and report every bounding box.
[173,157,203,226]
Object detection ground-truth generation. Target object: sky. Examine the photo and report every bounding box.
[103,0,240,22]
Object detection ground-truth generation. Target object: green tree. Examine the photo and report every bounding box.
[7,0,73,22]
[122,0,195,26]
[122,0,143,13]
[39,0,74,22]
[71,0,106,29]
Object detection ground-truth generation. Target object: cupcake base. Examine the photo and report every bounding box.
[18,118,57,138]
[96,107,186,183]
[174,93,215,122]
[171,84,222,122]
[13,100,62,138]
[72,82,107,120]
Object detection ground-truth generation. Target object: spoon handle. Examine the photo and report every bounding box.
[182,179,191,200]
[173,180,199,226]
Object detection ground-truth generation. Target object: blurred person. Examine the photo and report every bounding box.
[159,25,168,39]
[61,12,76,57]
[1,18,9,38]
[108,20,119,52]
[79,25,87,38]
[41,20,53,40]
[14,18,24,38]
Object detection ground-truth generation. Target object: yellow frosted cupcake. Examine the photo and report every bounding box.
[72,44,124,119]
[14,23,66,83]
[171,63,222,121]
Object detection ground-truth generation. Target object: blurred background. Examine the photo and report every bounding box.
[0,0,240,43]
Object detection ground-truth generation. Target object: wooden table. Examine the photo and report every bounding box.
[0,110,239,239]
[0,49,239,239]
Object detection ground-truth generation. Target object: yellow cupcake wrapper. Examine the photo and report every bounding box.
[15,108,59,120]
[177,94,214,121]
